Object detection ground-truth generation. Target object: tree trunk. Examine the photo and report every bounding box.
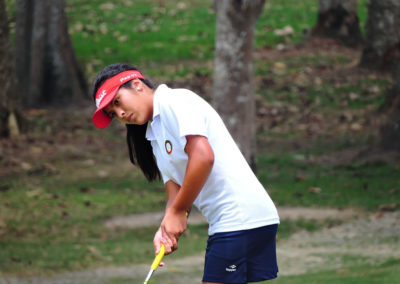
[212,0,265,171]
[0,0,22,137]
[359,0,400,71]
[380,61,400,151]
[313,0,362,47]
[15,0,87,107]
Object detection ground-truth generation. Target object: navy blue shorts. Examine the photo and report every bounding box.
[202,224,279,284]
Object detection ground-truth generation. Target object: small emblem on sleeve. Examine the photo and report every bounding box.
[165,140,173,155]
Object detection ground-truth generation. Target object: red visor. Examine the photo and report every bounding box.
[92,70,145,129]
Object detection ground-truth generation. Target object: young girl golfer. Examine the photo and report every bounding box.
[92,63,280,284]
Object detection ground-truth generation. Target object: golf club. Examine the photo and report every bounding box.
[143,244,165,284]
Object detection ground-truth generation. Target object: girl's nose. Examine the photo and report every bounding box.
[117,108,125,119]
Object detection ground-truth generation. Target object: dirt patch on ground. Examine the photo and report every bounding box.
[103,206,361,230]
[104,209,207,230]
[309,148,400,166]
[277,211,400,276]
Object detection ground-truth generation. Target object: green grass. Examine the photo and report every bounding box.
[4,0,371,81]
[270,259,400,284]
[258,151,400,210]
[64,0,370,79]
[358,0,369,35]
[256,0,318,47]
[66,0,216,76]
[0,223,209,275]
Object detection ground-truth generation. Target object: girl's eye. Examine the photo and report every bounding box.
[102,109,114,118]
[106,111,115,118]
[114,98,119,105]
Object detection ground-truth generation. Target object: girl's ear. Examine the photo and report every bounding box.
[131,79,143,92]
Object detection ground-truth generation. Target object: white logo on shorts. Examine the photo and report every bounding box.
[226,265,237,272]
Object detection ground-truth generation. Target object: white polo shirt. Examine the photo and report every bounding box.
[146,84,279,235]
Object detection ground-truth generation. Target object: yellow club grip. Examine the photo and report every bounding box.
[148,210,188,271]
[151,244,165,271]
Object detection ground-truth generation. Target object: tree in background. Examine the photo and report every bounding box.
[358,0,400,151]
[359,0,400,71]
[15,0,87,107]
[0,0,22,137]
[312,0,362,46]
[380,62,400,152]
[212,0,265,171]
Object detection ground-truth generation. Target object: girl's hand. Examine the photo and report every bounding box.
[153,227,174,263]
[160,208,188,253]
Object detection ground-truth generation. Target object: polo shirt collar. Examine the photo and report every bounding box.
[145,84,168,140]
[152,84,169,119]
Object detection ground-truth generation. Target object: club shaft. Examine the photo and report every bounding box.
[143,269,154,284]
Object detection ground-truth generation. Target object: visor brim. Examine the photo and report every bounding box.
[92,88,117,129]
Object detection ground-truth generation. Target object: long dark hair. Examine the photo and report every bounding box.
[92,63,161,181]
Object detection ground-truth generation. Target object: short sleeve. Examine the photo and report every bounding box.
[161,89,208,139]
[160,169,170,184]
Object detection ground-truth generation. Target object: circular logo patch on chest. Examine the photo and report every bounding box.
[165,140,173,155]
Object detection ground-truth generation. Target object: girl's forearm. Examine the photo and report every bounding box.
[165,180,180,213]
